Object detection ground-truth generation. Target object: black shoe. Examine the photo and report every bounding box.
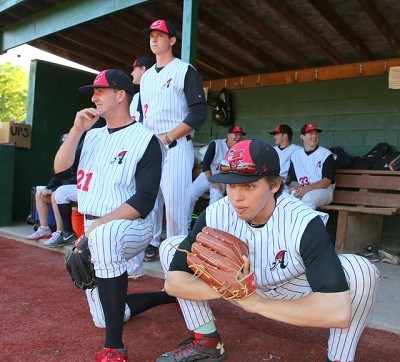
[156,333,226,362]
[144,244,159,262]
[48,231,78,248]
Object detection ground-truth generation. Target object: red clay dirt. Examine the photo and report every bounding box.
[0,236,399,361]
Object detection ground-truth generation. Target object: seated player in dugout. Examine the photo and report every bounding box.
[287,123,335,210]
[157,139,379,362]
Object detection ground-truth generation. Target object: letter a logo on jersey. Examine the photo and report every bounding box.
[270,250,288,271]
[111,151,127,164]
[163,78,172,89]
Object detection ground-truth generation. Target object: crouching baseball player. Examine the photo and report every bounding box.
[54,69,166,361]
[158,139,379,362]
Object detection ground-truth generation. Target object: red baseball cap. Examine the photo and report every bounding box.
[209,139,280,184]
[142,19,176,37]
[227,124,246,135]
[301,123,322,135]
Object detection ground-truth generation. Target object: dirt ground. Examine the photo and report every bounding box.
[1,236,399,361]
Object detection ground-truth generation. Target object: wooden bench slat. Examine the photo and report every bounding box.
[335,174,400,190]
[332,190,400,208]
[319,205,397,215]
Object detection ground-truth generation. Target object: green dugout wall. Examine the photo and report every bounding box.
[11,60,94,222]
[196,75,400,157]
[10,64,400,247]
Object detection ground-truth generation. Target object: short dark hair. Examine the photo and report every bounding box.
[264,175,283,199]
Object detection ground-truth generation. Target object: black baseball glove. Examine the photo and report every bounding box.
[65,235,96,290]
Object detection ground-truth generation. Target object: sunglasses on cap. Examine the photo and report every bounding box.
[219,159,262,176]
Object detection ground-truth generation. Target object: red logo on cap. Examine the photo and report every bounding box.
[305,123,318,132]
[93,71,109,87]
[231,125,243,133]
[227,149,245,170]
[150,20,168,33]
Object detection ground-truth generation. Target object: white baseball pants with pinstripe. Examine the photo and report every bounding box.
[84,217,152,327]
[160,236,379,362]
[300,184,335,210]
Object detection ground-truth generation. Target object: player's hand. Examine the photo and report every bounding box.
[84,218,101,238]
[295,186,309,197]
[38,189,52,199]
[73,108,102,133]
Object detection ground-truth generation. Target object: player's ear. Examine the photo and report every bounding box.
[271,178,282,193]
[169,36,177,46]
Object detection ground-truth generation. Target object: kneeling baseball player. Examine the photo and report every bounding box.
[158,139,379,362]
[55,69,174,361]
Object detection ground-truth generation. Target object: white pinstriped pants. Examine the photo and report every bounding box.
[84,217,152,327]
[300,184,335,210]
[53,184,77,204]
[160,236,379,362]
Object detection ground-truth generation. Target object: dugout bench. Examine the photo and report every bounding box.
[318,169,400,254]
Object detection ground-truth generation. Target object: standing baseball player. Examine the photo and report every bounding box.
[139,19,207,252]
[126,55,157,276]
[53,69,163,361]
[157,139,379,362]
[269,124,301,191]
[188,124,246,229]
[288,123,335,209]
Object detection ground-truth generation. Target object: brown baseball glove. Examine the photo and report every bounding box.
[187,226,256,300]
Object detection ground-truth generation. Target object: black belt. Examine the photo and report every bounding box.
[84,214,100,220]
[169,135,192,149]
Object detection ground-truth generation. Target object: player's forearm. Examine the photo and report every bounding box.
[85,203,141,237]
[165,123,193,142]
[306,177,331,192]
[54,128,83,173]
[240,290,351,328]
[101,203,141,223]
[164,271,221,301]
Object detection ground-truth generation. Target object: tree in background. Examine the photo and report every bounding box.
[0,62,28,122]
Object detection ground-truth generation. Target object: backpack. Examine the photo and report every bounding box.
[374,151,400,171]
[209,88,233,126]
[329,147,353,169]
[352,143,390,170]
[388,152,400,171]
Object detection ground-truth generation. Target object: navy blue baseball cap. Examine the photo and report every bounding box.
[209,139,280,184]
[127,56,156,70]
[79,69,135,96]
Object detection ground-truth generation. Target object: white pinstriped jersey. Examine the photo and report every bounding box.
[205,193,328,290]
[209,139,229,175]
[290,146,332,186]
[129,93,140,122]
[274,144,301,179]
[77,122,154,217]
[140,58,190,133]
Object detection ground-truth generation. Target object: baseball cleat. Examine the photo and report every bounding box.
[95,347,128,362]
[156,333,227,362]
[378,250,400,265]
[144,244,159,262]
